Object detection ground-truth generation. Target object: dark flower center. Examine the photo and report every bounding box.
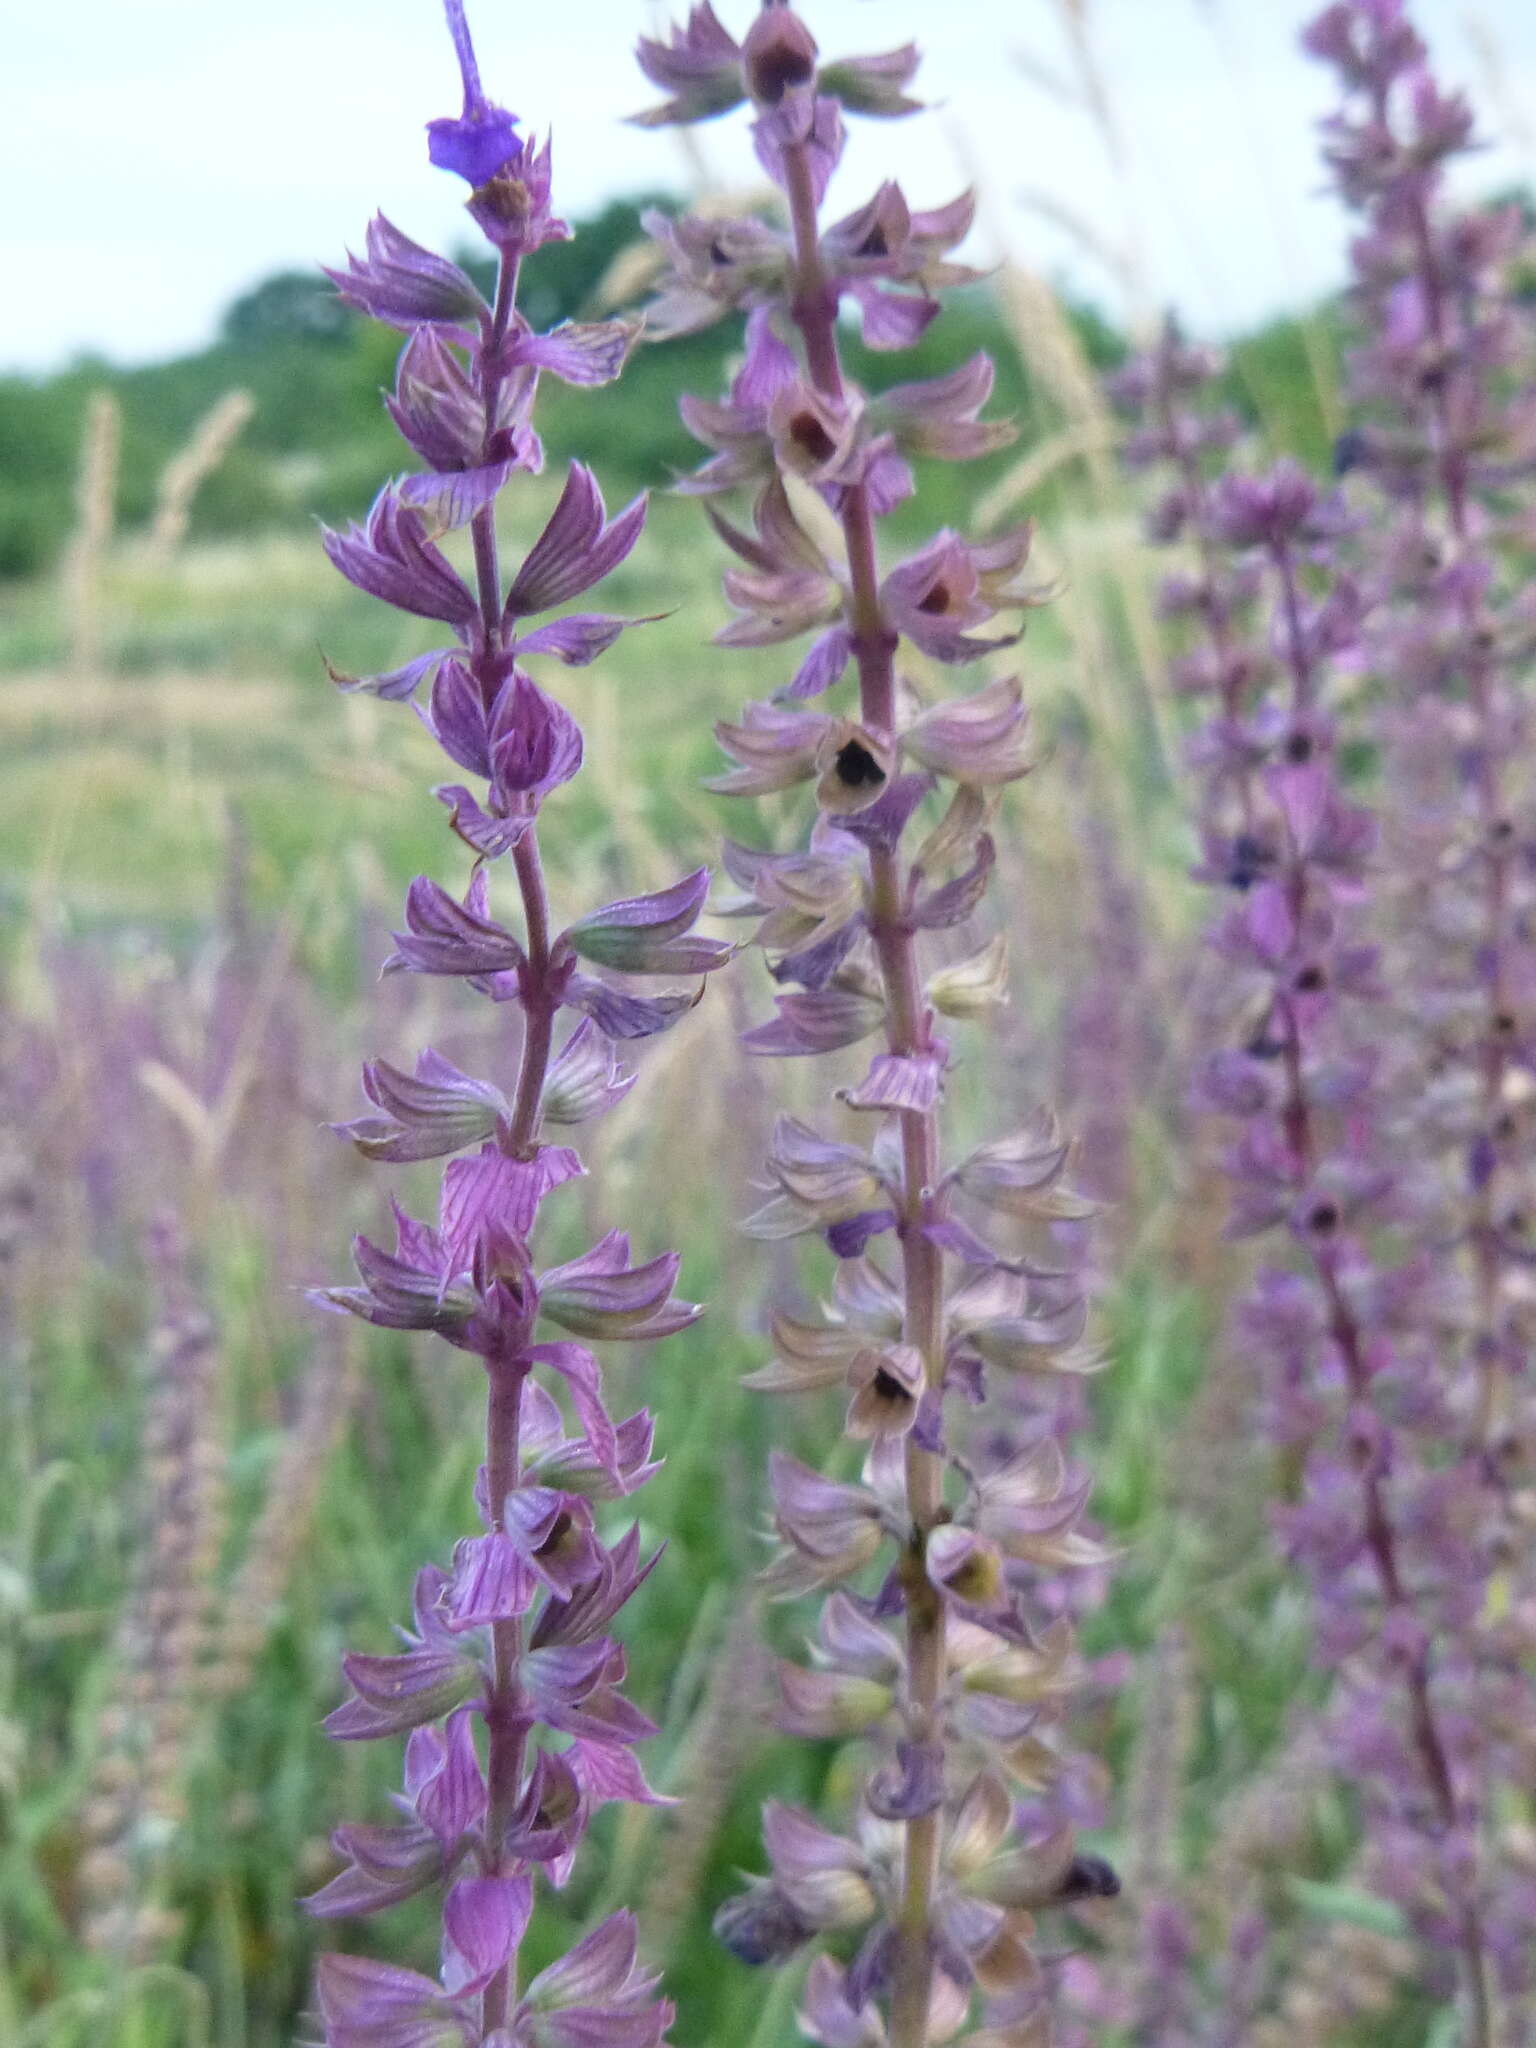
[1229,832,1267,891]
[1308,1200,1340,1234]
[1284,731,1315,763]
[1055,1854,1122,1904]
[856,225,890,259]
[789,412,838,464]
[1293,964,1326,993]
[916,579,953,615]
[835,740,886,789]
[748,42,815,105]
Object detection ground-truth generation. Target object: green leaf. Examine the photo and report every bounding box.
[1284,1875,1409,1939]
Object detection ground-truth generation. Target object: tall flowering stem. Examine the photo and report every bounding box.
[1110,337,1511,2039]
[1304,0,1536,1461]
[304,7,729,2040]
[637,9,1110,2045]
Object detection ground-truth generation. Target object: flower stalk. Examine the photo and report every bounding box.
[306,7,731,2039]
[776,109,952,2043]
[638,8,1110,2043]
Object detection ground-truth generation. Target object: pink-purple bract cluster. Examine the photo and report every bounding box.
[304,7,732,2042]
[1308,0,1536,1476]
[1106,2,1536,2032]
[636,9,1112,2046]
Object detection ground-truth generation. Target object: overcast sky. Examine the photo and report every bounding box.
[8,0,1535,373]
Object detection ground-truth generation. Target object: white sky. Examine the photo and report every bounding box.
[7,0,1536,373]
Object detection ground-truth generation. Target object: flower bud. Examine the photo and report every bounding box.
[815,724,894,815]
[741,7,819,107]
[927,934,1010,1018]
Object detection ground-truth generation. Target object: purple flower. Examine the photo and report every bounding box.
[315,1953,476,2048]
[325,216,488,330]
[633,3,745,127]
[507,1912,672,2048]
[331,1049,509,1165]
[383,871,525,981]
[505,465,647,623]
[880,527,1039,664]
[426,0,521,186]
[325,1568,481,1741]
[322,485,480,629]
[565,870,734,978]
[432,666,585,856]
[538,1231,700,1342]
[539,1020,636,1126]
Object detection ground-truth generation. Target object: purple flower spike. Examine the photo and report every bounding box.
[1109,50,1532,2004]
[637,7,1109,2037]
[313,12,712,2037]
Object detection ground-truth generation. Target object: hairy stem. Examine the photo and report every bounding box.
[780,135,946,2048]
[507,833,557,1151]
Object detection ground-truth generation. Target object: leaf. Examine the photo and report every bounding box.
[1284,1877,1409,1939]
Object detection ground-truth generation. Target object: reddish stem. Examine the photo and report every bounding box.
[1266,538,1493,2048]
[467,245,560,2031]
[779,132,946,2048]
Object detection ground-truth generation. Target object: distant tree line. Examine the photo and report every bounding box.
[0,191,1357,581]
